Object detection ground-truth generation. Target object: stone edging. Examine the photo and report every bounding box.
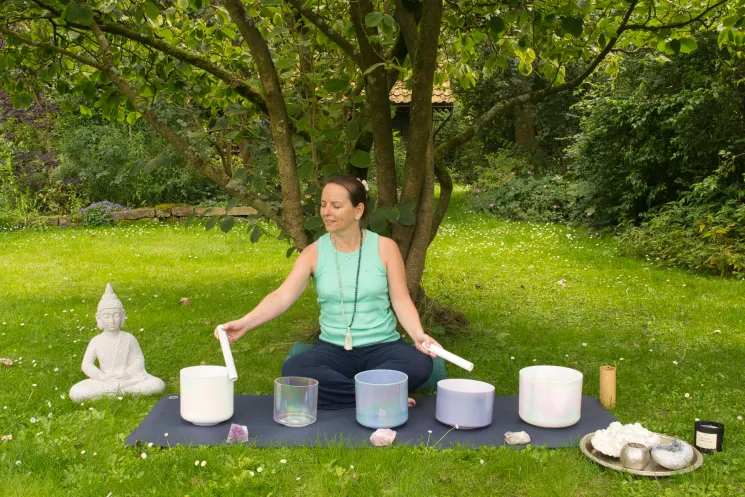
[42,205,258,226]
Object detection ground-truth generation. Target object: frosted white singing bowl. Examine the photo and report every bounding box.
[436,379,495,429]
[519,365,583,428]
[180,366,234,426]
[355,370,408,429]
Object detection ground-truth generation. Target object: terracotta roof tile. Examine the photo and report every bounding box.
[390,77,452,105]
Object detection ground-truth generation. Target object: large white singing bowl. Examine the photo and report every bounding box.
[519,366,583,428]
[180,366,234,426]
[436,379,495,429]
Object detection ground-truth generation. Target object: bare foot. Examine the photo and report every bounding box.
[408,397,416,407]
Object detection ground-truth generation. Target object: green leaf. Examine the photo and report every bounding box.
[235,168,249,181]
[320,164,338,177]
[79,104,92,116]
[275,56,296,71]
[369,208,387,232]
[398,207,415,225]
[518,60,533,76]
[488,16,505,37]
[679,38,698,53]
[380,15,395,36]
[286,247,297,258]
[385,207,400,223]
[226,197,241,211]
[484,54,498,72]
[205,215,220,231]
[365,12,383,27]
[220,215,235,233]
[304,216,323,230]
[144,1,160,20]
[250,225,263,243]
[184,213,196,228]
[560,18,583,38]
[9,93,31,109]
[668,39,681,54]
[144,154,171,173]
[349,150,371,169]
[213,115,229,129]
[323,78,350,92]
[363,62,385,75]
[344,120,360,140]
[297,161,314,181]
[66,2,93,25]
[722,15,738,27]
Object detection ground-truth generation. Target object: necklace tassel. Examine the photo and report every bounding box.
[344,327,353,351]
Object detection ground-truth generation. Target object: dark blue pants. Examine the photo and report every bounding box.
[281,339,433,409]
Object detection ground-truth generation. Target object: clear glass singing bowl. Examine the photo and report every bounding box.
[273,377,319,427]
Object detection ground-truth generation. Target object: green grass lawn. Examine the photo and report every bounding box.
[1,191,744,496]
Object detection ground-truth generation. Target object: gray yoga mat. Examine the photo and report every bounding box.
[125,395,616,448]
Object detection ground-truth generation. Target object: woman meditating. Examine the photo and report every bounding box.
[215,174,441,409]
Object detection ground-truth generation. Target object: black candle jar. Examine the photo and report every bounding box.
[694,420,724,454]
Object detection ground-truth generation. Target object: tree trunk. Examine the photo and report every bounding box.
[514,102,536,153]
[392,0,442,261]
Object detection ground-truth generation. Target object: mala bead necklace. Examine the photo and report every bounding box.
[331,229,364,350]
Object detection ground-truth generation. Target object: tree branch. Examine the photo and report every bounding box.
[29,0,270,115]
[286,0,363,66]
[82,20,284,227]
[0,28,107,71]
[625,0,729,31]
[222,0,310,249]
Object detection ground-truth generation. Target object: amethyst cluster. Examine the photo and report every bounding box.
[226,424,248,443]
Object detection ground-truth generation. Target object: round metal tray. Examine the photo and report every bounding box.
[580,432,703,477]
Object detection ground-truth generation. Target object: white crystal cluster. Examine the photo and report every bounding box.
[591,422,661,457]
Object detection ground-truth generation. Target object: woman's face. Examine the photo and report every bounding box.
[321,183,363,233]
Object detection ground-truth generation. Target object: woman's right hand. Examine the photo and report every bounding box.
[214,320,249,344]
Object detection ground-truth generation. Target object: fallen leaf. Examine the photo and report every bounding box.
[0,358,13,366]
[179,297,191,306]
[199,360,206,366]
[1,434,12,441]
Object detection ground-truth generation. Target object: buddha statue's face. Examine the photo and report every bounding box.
[96,308,125,333]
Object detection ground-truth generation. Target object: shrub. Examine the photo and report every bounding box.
[619,161,745,278]
[0,138,38,228]
[473,173,592,224]
[567,33,745,226]
[79,201,128,227]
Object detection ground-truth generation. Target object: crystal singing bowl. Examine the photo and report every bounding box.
[355,370,408,429]
[273,377,319,427]
[436,379,495,429]
[519,365,583,428]
[180,365,234,426]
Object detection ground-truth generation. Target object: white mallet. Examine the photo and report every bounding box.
[424,343,474,372]
[216,325,238,381]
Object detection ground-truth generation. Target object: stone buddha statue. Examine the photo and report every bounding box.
[69,284,165,402]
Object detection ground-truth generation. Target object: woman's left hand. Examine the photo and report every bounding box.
[413,333,442,358]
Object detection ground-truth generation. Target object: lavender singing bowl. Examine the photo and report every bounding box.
[436,379,495,429]
[355,370,408,429]
[519,365,583,428]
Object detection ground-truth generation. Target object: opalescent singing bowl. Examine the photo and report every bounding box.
[180,365,233,426]
[355,370,408,429]
[273,376,319,427]
[519,365,583,428]
[436,379,495,429]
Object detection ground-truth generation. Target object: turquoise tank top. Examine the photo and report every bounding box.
[314,230,399,348]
